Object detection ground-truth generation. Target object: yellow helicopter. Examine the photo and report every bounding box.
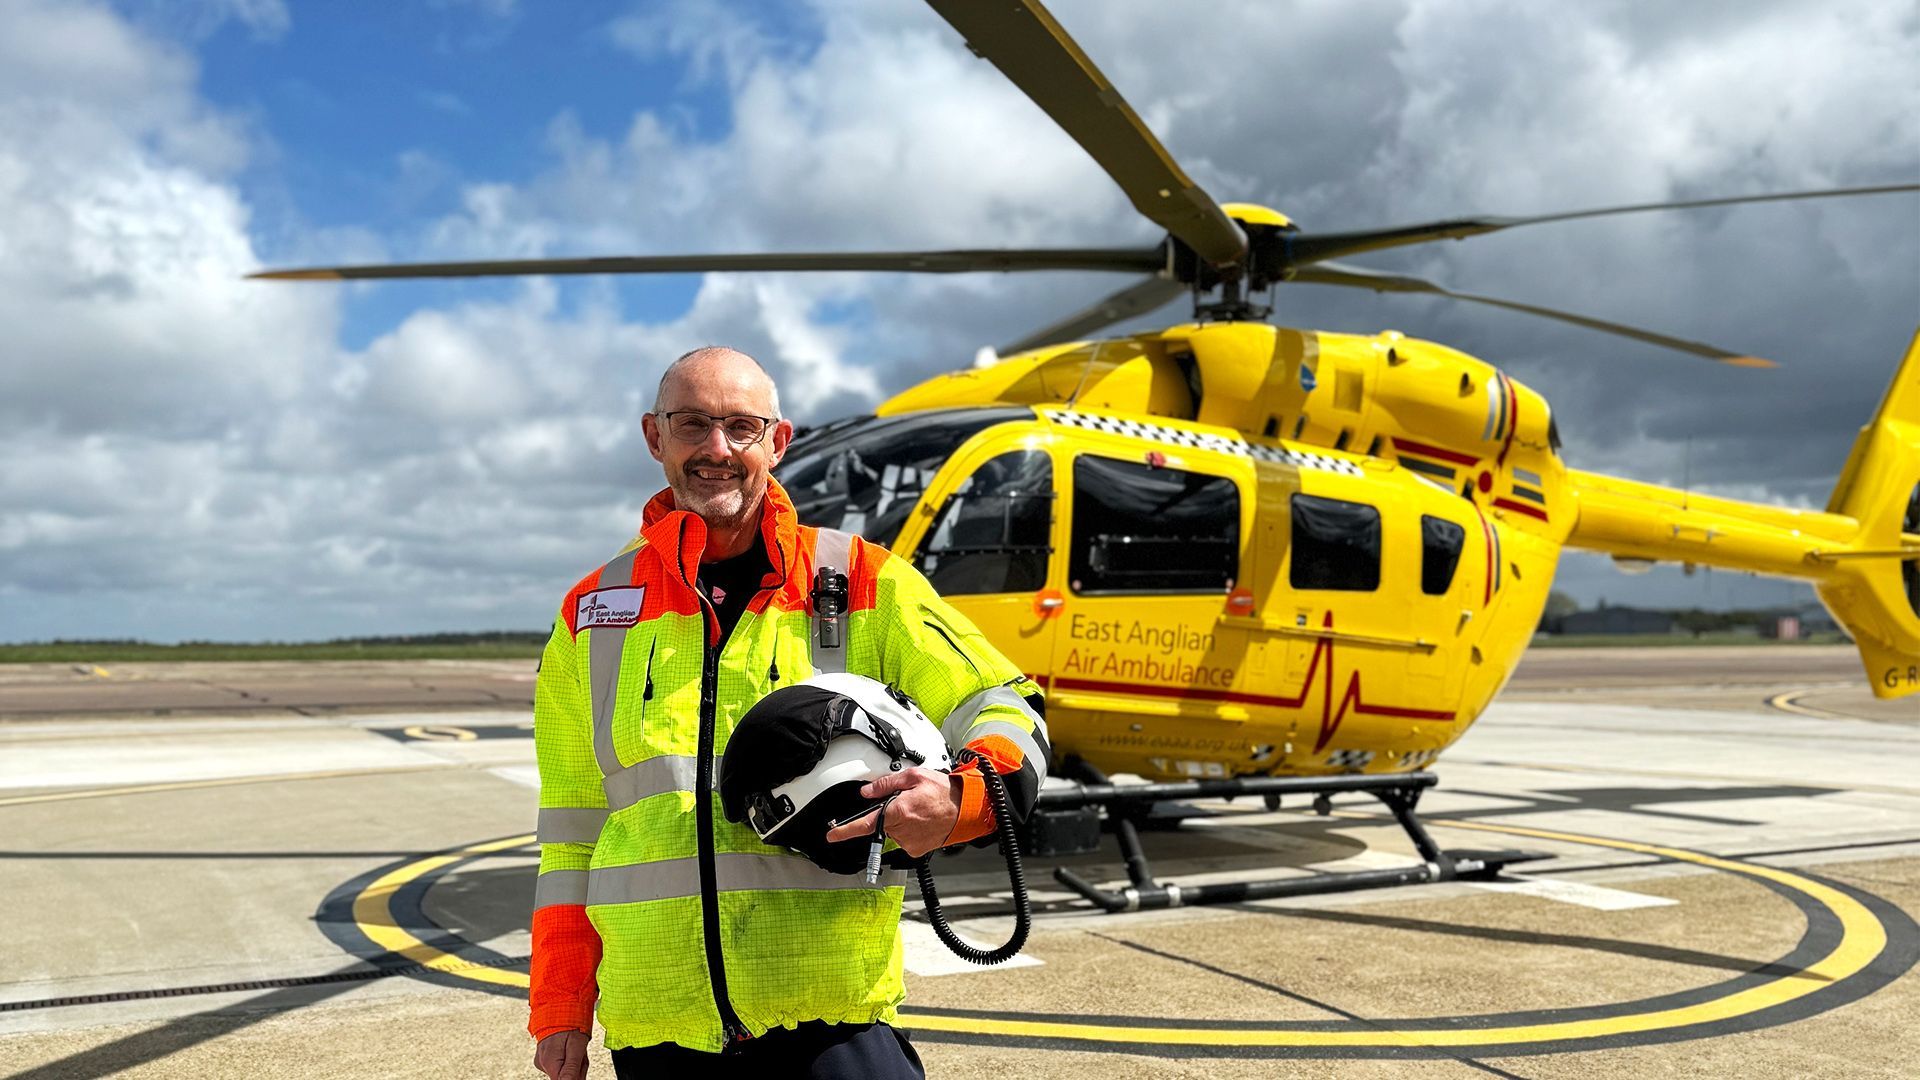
[257,0,1920,908]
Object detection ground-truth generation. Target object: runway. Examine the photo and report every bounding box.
[1,647,1914,1078]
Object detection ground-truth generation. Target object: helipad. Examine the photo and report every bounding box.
[1,647,1915,1079]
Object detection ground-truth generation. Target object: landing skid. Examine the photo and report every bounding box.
[1031,761,1549,913]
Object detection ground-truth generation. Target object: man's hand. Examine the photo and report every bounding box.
[534,1030,589,1080]
[823,766,960,858]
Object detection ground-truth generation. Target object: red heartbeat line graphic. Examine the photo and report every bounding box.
[1273,612,1456,752]
[1033,613,1455,756]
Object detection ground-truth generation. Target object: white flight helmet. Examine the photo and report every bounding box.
[719,672,951,874]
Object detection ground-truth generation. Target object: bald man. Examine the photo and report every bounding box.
[529,348,1050,1078]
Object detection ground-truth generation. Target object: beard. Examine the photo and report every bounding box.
[678,484,747,521]
[671,457,762,525]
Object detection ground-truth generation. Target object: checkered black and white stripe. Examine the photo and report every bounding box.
[1324,749,1375,770]
[1397,749,1440,771]
[1049,410,1366,477]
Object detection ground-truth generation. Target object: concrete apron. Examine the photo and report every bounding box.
[1,658,1916,1079]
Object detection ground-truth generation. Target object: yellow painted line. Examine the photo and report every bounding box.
[351,833,535,989]
[403,724,477,742]
[901,824,1885,1046]
[360,820,1890,1048]
[0,763,463,808]
[1766,690,1849,721]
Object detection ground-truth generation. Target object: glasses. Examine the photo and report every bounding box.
[657,410,778,447]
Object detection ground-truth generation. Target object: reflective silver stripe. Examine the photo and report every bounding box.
[533,869,589,910]
[943,685,1043,746]
[944,685,1048,781]
[600,754,723,811]
[811,527,853,675]
[537,807,609,844]
[960,719,1049,780]
[590,548,640,778]
[716,850,906,892]
[586,852,906,906]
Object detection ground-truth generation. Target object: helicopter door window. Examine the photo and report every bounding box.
[1070,456,1238,594]
[1289,494,1381,592]
[1421,515,1466,596]
[913,451,1054,595]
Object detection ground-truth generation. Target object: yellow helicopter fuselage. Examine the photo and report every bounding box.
[774,321,1919,782]
[874,322,1565,779]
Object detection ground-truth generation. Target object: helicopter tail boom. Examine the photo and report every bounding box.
[1564,329,1920,699]
[1816,328,1920,699]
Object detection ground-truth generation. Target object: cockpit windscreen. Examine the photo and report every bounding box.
[775,408,1031,548]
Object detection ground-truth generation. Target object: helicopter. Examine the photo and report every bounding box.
[256,0,1920,909]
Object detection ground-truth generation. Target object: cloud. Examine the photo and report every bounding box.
[119,0,291,42]
[0,0,335,445]
[0,0,1915,642]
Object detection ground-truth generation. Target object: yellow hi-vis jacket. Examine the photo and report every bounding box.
[529,480,1049,1052]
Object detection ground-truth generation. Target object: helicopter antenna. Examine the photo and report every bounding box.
[1066,340,1108,409]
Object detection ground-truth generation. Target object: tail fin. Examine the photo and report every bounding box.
[1817,328,1920,699]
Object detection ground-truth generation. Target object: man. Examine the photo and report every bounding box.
[530,347,1048,1079]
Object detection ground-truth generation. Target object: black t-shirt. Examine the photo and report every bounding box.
[697,532,771,641]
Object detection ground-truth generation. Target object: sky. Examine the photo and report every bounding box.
[0,0,1915,643]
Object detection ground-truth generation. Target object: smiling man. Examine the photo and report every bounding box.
[529,347,1049,1079]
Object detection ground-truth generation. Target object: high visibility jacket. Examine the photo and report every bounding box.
[528,479,1049,1052]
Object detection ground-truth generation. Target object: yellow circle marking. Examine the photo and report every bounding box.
[355,821,1888,1047]
[1765,690,1849,721]
[403,724,478,742]
[351,833,535,989]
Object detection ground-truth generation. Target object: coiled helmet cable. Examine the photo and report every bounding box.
[909,749,1030,964]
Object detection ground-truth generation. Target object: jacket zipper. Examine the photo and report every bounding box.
[681,518,751,1051]
[639,639,656,736]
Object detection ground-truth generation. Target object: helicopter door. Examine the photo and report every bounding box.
[900,446,1060,683]
[1051,453,1250,776]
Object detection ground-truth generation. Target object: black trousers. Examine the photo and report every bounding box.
[610,1020,924,1079]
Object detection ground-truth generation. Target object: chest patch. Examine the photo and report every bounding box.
[577,586,645,630]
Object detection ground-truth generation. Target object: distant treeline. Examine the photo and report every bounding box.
[0,632,548,663]
[23,631,548,648]
[1537,590,1842,641]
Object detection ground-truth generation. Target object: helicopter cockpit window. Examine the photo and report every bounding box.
[913,451,1054,595]
[1289,494,1381,592]
[1421,515,1466,596]
[774,408,1031,548]
[1070,456,1238,593]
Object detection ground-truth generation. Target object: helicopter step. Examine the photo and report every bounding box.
[1031,762,1548,913]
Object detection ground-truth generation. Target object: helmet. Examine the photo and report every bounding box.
[719,672,952,875]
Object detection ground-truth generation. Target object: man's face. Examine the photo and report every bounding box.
[642,355,793,526]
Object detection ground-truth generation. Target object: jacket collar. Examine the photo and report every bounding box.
[639,478,802,595]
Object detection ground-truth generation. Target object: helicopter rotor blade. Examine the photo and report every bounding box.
[1285,183,1920,266]
[1000,274,1189,355]
[924,0,1247,269]
[249,247,1166,281]
[1292,261,1777,368]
